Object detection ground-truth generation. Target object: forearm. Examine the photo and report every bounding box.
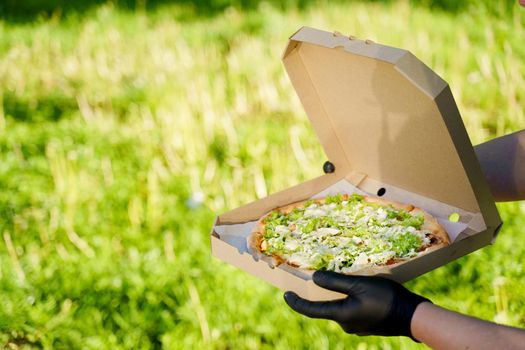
[411,302,525,349]
[474,129,525,202]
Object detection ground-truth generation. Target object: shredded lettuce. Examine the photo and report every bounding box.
[262,194,428,272]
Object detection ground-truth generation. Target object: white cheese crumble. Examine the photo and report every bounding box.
[317,227,340,236]
[304,208,326,218]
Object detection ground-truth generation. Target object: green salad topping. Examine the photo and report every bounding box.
[262,194,431,273]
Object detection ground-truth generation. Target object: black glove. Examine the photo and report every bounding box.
[284,271,430,339]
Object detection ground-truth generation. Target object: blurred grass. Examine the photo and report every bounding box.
[0,0,524,349]
[0,0,517,22]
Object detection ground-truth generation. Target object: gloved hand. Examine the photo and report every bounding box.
[284,271,430,339]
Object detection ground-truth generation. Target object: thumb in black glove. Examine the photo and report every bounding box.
[284,270,430,339]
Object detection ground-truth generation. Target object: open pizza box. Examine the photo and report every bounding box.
[210,26,502,301]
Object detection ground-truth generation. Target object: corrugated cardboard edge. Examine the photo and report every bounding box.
[285,26,407,64]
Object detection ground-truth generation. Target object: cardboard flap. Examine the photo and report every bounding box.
[282,27,498,219]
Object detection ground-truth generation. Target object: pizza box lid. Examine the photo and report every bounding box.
[282,27,500,227]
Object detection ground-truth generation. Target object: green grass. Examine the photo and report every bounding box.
[0,1,524,348]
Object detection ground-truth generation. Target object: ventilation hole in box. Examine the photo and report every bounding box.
[377,188,386,197]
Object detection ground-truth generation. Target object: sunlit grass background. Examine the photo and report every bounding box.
[0,0,524,348]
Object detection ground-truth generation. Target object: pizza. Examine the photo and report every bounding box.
[247,193,449,274]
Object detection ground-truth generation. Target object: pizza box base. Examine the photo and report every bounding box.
[211,174,498,301]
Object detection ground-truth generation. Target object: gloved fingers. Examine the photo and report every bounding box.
[312,270,366,295]
[284,291,344,320]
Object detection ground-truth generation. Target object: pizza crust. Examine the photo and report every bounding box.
[246,194,450,274]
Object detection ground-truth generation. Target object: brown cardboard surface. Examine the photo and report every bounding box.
[210,26,502,301]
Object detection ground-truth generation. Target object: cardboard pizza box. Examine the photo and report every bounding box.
[210,26,502,301]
